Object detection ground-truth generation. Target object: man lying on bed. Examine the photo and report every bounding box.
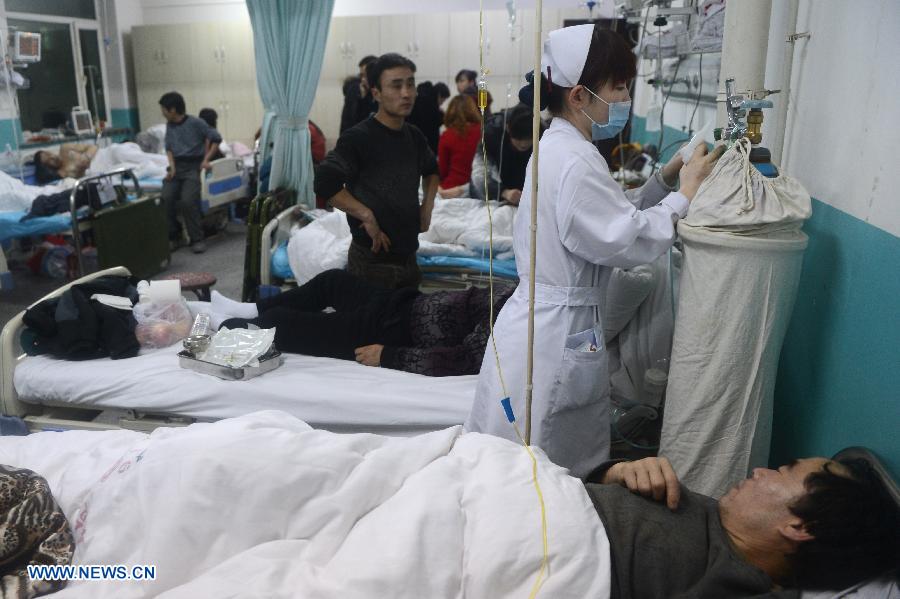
[33,144,98,183]
[589,454,899,598]
[191,269,513,376]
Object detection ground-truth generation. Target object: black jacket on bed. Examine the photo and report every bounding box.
[22,275,140,360]
[20,183,110,221]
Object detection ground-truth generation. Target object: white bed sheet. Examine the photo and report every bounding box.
[14,344,477,434]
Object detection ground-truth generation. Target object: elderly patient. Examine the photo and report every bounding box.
[199,269,512,376]
[587,455,899,598]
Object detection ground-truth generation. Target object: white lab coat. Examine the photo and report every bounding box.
[465,118,689,477]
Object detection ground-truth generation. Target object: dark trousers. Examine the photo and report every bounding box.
[235,269,416,360]
[162,165,203,243]
[347,241,421,290]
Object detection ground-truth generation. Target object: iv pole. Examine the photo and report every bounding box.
[524,0,542,445]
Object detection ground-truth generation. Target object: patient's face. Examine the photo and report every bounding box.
[720,457,839,522]
[39,152,62,169]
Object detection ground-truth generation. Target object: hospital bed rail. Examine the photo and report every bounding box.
[0,266,195,433]
[200,157,250,214]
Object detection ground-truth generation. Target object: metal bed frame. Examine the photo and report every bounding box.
[69,168,143,277]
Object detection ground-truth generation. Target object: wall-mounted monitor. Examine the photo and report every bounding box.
[11,31,41,63]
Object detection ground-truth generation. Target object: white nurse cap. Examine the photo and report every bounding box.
[541,24,595,87]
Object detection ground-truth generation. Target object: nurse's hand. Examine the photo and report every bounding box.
[602,456,681,510]
[679,144,727,201]
[660,151,684,188]
[354,344,383,367]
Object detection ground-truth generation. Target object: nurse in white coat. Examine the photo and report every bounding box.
[465,24,724,477]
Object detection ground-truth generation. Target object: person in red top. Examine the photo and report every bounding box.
[437,95,481,198]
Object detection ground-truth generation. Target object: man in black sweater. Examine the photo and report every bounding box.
[316,53,440,290]
[585,455,899,598]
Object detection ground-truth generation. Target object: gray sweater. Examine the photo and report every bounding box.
[584,483,796,599]
[165,115,222,161]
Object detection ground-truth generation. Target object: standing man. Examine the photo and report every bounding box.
[315,53,439,290]
[159,92,222,253]
[340,55,379,134]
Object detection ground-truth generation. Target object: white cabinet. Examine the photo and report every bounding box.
[346,17,380,75]
[411,14,449,81]
[448,12,481,81]
[319,17,381,82]
[378,15,414,59]
[220,21,256,81]
[133,22,264,146]
[136,82,172,131]
[132,24,193,84]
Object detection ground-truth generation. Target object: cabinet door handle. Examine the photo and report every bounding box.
[214,48,219,61]
[220,45,226,62]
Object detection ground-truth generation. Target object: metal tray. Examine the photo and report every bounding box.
[177,348,284,381]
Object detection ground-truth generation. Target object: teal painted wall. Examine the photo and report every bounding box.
[0,118,23,150]
[771,199,900,477]
[110,107,140,132]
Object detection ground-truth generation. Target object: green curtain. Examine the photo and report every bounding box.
[247,0,334,206]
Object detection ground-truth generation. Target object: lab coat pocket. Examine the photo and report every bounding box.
[552,326,609,412]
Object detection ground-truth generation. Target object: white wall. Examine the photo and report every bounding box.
[137,0,614,24]
[779,0,899,236]
[332,0,614,17]
[109,0,144,110]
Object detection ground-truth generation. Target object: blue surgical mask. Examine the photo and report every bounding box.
[581,87,631,140]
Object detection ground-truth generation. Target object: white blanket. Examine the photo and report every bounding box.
[0,411,611,598]
[286,199,516,283]
[87,142,169,180]
[0,170,75,213]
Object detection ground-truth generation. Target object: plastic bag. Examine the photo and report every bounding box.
[201,327,276,369]
[133,299,193,349]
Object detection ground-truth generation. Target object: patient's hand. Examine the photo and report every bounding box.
[354,344,383,367]
[501,188,522,206]
[602,457,681,510]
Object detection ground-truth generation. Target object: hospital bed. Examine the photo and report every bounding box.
[0,169,170,281]
[259,204,519,296]
[0,412,895,599]
[0,267,477,436]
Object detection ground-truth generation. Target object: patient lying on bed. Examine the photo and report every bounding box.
[33,145,98,183]
[194,269,513,376]
[588,455,899,597]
